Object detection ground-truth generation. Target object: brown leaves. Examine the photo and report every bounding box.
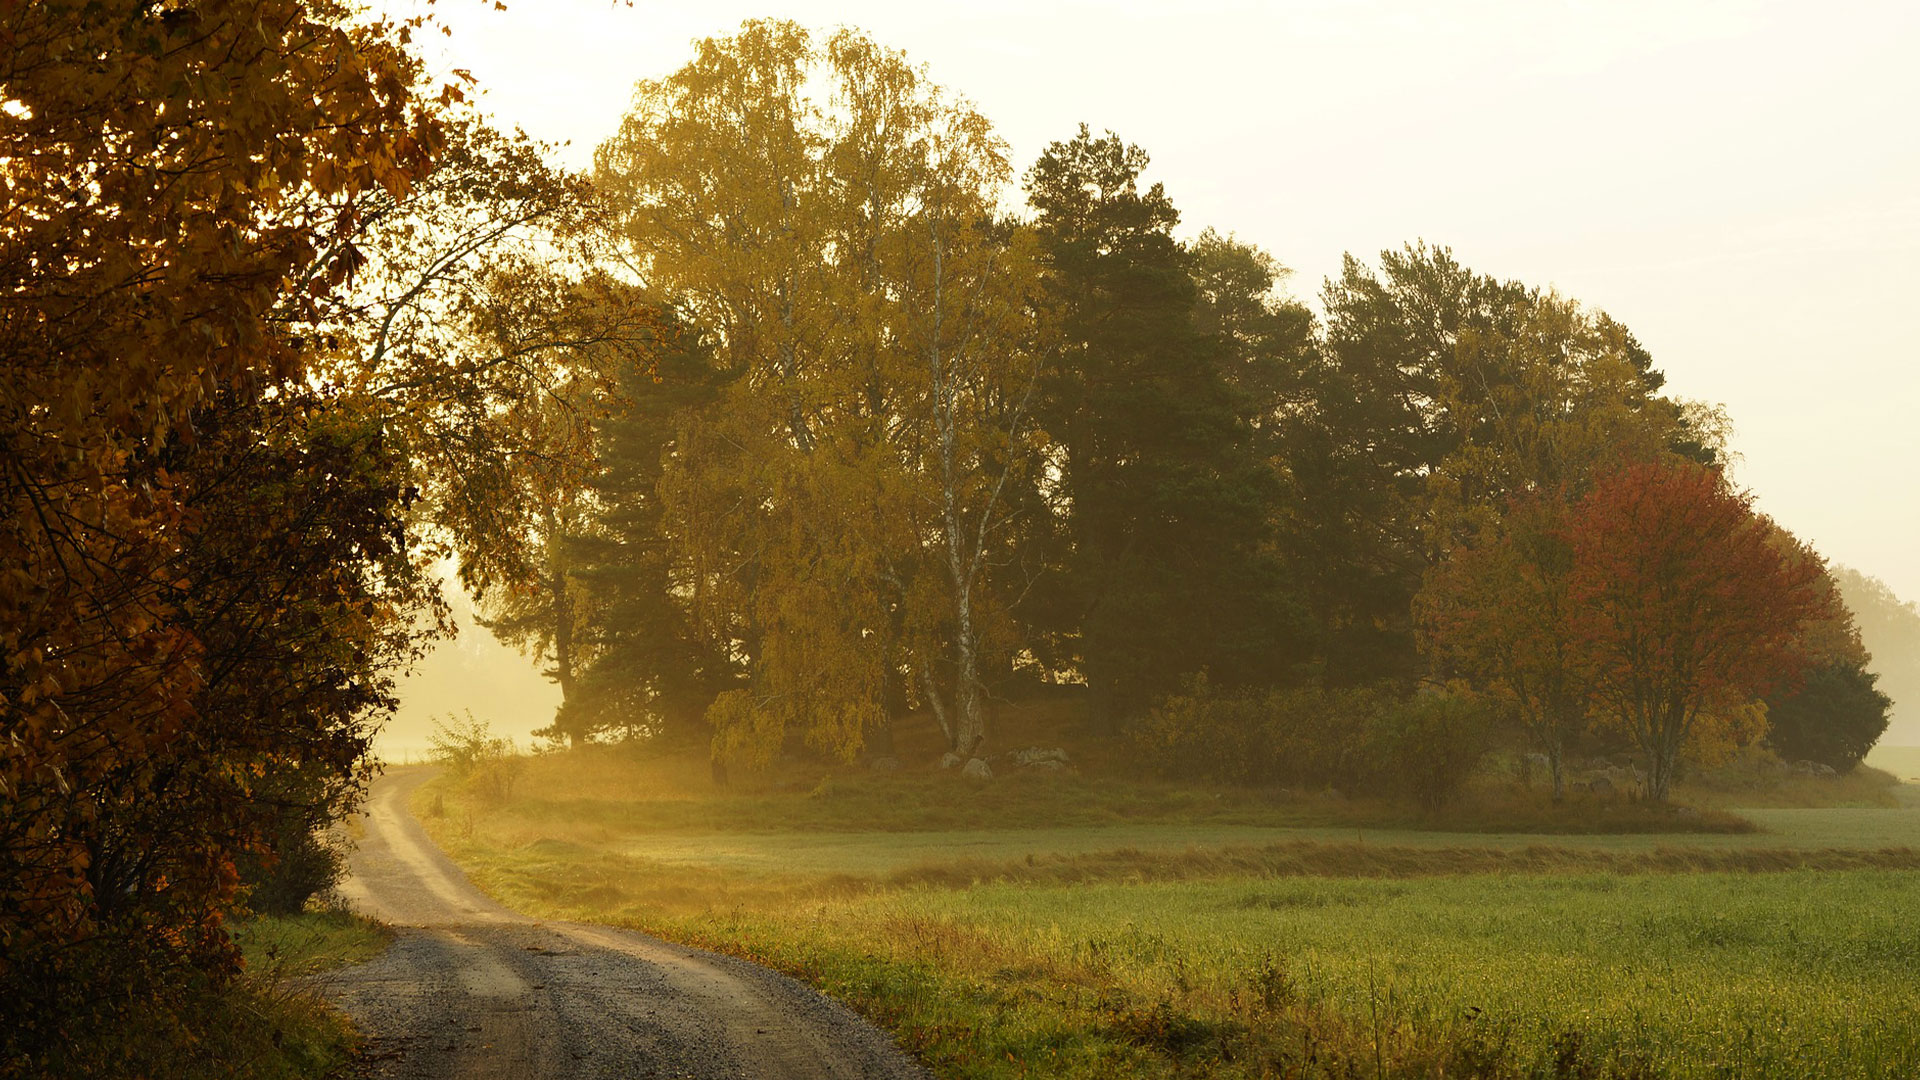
[1,0,448,1060]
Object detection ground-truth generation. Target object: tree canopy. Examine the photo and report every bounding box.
[1,0,445,1065]
[1566,462,1832,800]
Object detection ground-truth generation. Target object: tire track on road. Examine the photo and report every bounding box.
[320,768,926,1080]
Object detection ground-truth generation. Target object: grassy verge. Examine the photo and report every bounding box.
[417,743,1920,1079]
[60,909,392,1080]
[234,907,393,980]
[190,908,393,1080]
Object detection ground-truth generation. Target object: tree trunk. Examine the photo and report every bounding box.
[1647,753,1674,802]
[952,610,984,757]
[1645,703,1688,802]
[1545,702,1573,804]
[928,235,987,761]
[921,661,955,750]
[547,507,581,749]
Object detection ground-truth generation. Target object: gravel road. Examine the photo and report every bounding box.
[320,768,928,1079]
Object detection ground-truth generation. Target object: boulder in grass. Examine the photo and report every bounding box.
[962,757,994,781]
[1013,747,1071,768]
[939,751,962,770]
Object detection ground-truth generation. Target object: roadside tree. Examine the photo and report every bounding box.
[0,0,442,1065]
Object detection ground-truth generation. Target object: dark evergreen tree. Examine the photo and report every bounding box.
[562,314,736,744]
[1287,245,1535,685]
[1765,660,1892,772]
[1185,227,1316,437]
[1025,127,1303,733]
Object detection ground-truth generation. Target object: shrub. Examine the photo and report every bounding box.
[1368,693,1495,810]
[428,712,525,805]
[1129,674,1271,785]
[1130,676,1396,794]
[241,819,345,917]
[1267,684,1390,793]
[1764,660,1892,772]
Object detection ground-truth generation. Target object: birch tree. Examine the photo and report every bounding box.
[845,39,1047,756]
[594,22,1047,764]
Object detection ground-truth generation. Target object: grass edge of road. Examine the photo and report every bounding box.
[211,908,394,1079]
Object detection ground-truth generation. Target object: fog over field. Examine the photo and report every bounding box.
[386,577,560,758]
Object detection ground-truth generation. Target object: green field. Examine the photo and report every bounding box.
[420,745,1920,1078]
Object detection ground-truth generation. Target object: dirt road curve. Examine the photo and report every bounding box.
[320,768,928,1080]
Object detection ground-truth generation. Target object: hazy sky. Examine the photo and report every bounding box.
[381,0,1920,748]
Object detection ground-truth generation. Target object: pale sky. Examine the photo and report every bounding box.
[380,0,1920,750]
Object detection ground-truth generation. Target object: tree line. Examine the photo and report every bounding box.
[0,8,1894,1073]
[506,21,1889,803]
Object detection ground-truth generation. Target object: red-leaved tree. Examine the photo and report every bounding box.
[1566,462,1831,800]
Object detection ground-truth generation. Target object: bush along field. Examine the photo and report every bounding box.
[415,703,1920,1080]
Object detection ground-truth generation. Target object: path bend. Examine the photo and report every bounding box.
[319,767,927,1080]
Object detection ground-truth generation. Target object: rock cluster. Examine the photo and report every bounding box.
[934,745,1075,780]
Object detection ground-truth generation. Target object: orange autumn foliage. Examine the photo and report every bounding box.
[1,0,445,1069]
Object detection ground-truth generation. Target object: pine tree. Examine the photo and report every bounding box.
[1026,127,1297,732]
[565,315,737,744]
